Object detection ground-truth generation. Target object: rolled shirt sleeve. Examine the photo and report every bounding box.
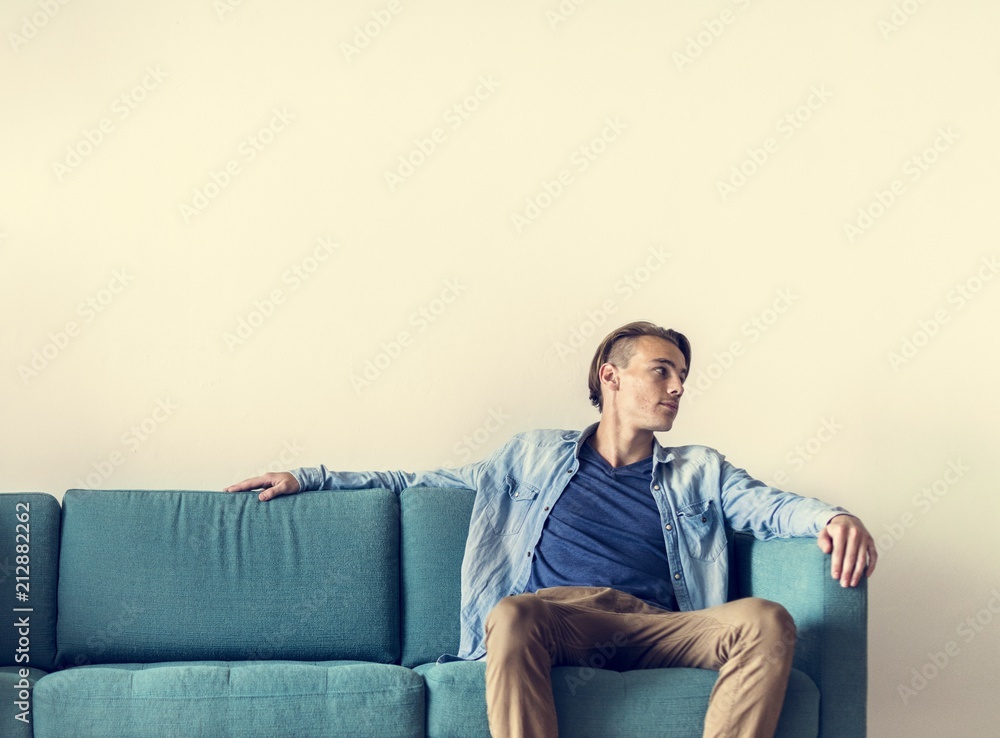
[718,458,851,539]
[290,460,486,496]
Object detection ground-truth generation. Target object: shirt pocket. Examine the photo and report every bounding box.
[486,474,540,536]
[676,499,726,563]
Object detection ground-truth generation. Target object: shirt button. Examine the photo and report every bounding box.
[653,484,661,490]
[665,524,672,531]
[527,552,531,558]
[701,516,707,523]
[674,573,681,580]
[566,468,573,474]
[513,491,519,497]
[543,506,549,511]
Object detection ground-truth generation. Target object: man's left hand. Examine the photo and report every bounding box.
[817,514,877,588]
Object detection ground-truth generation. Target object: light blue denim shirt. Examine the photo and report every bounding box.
[291,422,849,663]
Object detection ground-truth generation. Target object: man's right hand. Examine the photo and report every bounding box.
[223,472,300,502]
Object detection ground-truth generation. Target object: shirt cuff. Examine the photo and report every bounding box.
[821,508,854,529]
[290,466,315,492]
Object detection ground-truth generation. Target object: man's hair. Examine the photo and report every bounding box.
[588,321,692,412]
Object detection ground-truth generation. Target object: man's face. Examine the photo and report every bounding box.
[604,336,687,432]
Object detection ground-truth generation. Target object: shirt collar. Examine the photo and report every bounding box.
[572,422,599,458]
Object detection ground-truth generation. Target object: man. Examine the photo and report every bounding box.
[225,320,876,738]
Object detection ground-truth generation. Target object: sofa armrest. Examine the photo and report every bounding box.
[0,493,60,674]
[733,531,867,738]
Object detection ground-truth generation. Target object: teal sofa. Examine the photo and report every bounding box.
[3,487,866,737]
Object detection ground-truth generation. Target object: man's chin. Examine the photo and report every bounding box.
[646,418,675,433]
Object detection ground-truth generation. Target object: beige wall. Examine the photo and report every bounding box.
[4,1,999,733]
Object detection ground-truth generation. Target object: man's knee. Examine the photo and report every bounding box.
[485,594,549,647]
[744,596,793,621]
[487,593,545,626]
[742,597,796,662]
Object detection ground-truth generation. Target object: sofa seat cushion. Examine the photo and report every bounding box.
[32,660,424,738]
[414,661,819,738]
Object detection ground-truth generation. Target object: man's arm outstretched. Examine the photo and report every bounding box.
[224,458,490,503]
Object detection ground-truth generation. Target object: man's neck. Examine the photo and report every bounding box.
[589,419,655,468]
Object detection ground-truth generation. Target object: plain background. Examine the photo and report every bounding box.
[3,1,998,734]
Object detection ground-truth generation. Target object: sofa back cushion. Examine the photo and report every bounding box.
[56,489,400,667]
[399,487,474,667]
[0,492,60,672]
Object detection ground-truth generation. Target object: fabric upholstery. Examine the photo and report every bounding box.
[0,665,49,737]
[0,493,59,672]
[29,483,864,737]
[399,488,473,667]
[33,660,424,738]
[415,660,819,738]
[56,489,400,666]
[734,531,868,738]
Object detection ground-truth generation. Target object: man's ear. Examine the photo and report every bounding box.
[599,362,619,390]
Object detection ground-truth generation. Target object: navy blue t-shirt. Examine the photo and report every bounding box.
[526,439,678,611]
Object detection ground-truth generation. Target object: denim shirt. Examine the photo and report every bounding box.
[291,422,849,663]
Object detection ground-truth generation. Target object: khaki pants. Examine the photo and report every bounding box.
[484,586,796,738]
